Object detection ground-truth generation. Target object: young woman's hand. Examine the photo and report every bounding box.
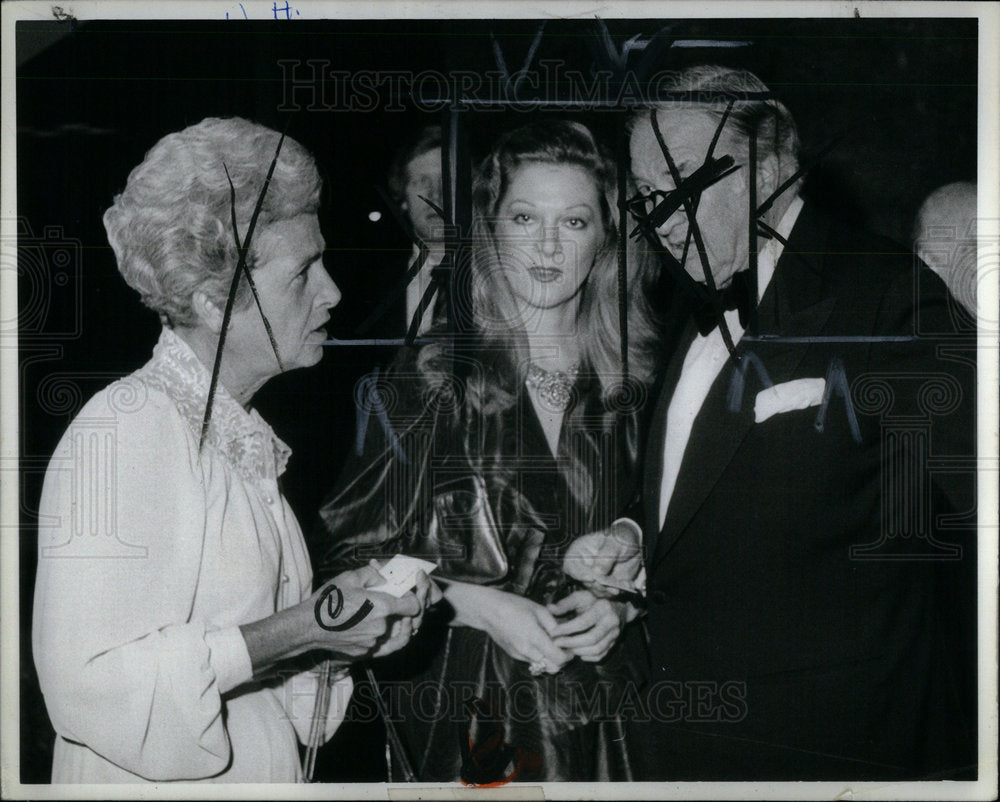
[446,583,569,674]
[485,590,571,674]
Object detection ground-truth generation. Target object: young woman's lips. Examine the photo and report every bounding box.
[528,266,563,283]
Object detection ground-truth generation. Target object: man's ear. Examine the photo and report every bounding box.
[755,151,782,200]
[190,289,224,334]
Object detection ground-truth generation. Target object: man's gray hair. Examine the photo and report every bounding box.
[635,65,801,184]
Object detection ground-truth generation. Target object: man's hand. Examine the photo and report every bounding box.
[563,518,646,598]
[548,589,632,663]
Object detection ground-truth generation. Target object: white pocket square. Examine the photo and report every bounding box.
[754,378,826,423]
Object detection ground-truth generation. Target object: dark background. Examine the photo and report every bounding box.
[16,16,977,783]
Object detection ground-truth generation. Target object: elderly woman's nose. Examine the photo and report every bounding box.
[316,268,342,308]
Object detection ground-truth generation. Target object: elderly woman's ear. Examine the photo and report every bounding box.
[190,289,225,334]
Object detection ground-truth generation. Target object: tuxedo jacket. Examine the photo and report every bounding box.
[636,202,977,780]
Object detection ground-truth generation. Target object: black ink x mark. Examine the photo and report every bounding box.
[200,126,289,451]
[625,107,742,356]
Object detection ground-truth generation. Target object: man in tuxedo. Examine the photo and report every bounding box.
[386,124,446,338]
[622,66,977,780]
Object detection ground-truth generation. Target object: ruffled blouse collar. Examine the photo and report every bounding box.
[136,327,292,483]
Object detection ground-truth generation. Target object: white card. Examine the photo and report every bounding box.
[368,554,437,598]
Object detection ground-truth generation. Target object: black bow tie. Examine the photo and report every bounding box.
[691,270,756,336]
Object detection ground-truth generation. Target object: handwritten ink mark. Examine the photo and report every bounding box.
[354,368,408,462]
[314,584,374,631]
[272,1,299,20]
[726,350,774,412]
[724,351,863,443]
[51,6,75,21]
[200,126,288,451]
[490,22,546,96]
[814,357,862,442]
[324,337,432,347]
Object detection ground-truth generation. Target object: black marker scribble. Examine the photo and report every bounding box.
[725,350,862,442]
[314,584,375,631]
[354,368,408,461]
[222,164,284,372]
[625,97,845,362]
[200,127,288,451]
[814,357,862,442]
[726,349,774,412]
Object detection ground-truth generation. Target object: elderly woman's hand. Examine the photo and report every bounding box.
[333,558,442,658]
[309,566,428,661]
[239,564,431,676]
[370,569,438,658]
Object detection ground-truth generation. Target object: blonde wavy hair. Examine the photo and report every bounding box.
[419,118,658,412]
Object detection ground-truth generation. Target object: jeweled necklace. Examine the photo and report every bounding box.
[525,361,580,411]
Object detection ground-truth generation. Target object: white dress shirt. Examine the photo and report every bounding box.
[33,328,351,783]
[658,196,804,530]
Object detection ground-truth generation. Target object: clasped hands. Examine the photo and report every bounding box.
[484,518,646,675]
[307,517,646,673]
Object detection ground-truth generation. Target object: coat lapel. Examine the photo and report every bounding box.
[650,203,838,570]
[643,319,698,562]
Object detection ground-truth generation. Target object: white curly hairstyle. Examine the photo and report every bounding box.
[103,117,321,327]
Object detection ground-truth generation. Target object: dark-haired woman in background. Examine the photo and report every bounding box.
[318,120,657,782]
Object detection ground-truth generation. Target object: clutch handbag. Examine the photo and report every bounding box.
[421,473,509,584]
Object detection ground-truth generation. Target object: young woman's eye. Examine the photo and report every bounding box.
[513,213,533,224]
[565,217,587,229]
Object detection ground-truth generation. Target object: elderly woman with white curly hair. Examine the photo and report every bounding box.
[32,116,432,783]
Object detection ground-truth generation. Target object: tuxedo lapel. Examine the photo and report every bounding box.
[649,203,838,570]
